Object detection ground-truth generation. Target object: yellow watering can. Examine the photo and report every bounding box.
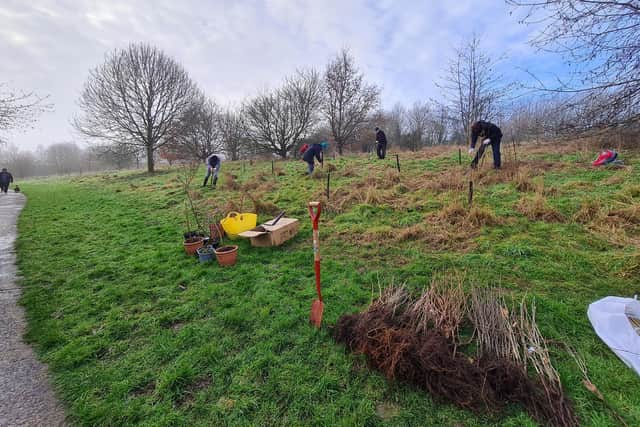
[220,212,257,239]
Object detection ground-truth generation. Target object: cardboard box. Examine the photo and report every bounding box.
[238,217,299,247]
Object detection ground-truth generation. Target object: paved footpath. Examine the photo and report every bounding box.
[0,193,66,427]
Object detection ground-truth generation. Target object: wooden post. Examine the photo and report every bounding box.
[468,181,474,207]
[326,172,331,199]
[458,148,462,165]
[395,154,400,173]
[271,160,274,175]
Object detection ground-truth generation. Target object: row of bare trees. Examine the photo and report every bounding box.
[71,44,381,171]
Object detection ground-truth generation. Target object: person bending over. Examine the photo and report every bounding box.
[468,120,503,169]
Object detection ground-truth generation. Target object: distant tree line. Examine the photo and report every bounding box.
[3,1,637,176]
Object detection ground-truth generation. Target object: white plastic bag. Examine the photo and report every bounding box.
[587,296,640,377]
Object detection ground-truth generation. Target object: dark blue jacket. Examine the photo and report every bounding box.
[470,121,502,149]
[376,129,387,145]
[303,144,323,163]
[0,171,13,184]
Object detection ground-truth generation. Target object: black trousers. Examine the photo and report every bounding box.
[0,183,9,193]
[471,137,501,169]
[377,143,387,159]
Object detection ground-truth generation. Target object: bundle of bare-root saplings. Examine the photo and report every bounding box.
[333,279,578,427]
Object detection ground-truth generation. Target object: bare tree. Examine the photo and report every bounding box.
[405,102,431,151]
[438,35,510,142]
[218,107,248,161]
[245,68,323,158]
[74,43,201,172]
[93,144,139,170]
[172,96,222,161]
[46,142,82,175]
[323,49,380,154]
[0,83,51,144]
[508,0,640,130]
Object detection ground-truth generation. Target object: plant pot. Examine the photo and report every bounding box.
[214,245,238,267]
[196,246,215,263]
[183,236,204,255]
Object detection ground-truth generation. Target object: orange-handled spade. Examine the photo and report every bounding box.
[309,201,323,327]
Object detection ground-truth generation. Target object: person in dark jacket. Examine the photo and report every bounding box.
[202,154,223,187]
[0,168,14,194]
[468,120,503,169]
[300,143,323,175]
[375,127,387,159]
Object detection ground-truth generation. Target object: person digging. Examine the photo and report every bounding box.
[0,167,14,194]
[300,143,323,175]
[202,153,222,188]
[468,120,503,169]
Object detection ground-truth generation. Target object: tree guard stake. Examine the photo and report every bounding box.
[396,154,400,173]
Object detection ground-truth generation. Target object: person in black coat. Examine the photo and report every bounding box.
[0,168,14,194]
[375,127,387,159]
[300,143,323,175]
[468,120,503,169]
[202,154,222,187]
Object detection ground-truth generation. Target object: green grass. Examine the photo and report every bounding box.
[15,149,640,426]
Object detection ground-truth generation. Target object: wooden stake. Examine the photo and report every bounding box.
[458,148,462,165]
[468,180,474,207]
[395,154,400,173]
[326,172,331,199]
[271,160,274,175]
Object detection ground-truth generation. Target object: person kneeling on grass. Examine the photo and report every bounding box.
[468,120,503,170]
[300,143,323,175]
[0,168,14,194]
[202,153,223,188]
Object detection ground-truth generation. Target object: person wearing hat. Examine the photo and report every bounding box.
[375,127,387,159]
[300,143,323,175]
[0,168,14,194]
[468,120,503,169]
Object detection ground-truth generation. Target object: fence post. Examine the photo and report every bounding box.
[395,154,400,173]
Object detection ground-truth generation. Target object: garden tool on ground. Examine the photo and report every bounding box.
[308,201,323,327]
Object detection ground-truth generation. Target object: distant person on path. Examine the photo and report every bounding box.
[375,127,387,160]
[0,168,13,194]
[202,154,223,188]
[468,120,503,169]
[300,143,323,175]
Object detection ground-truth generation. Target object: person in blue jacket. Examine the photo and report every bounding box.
[300,143,323,175]
[0,168,14,194]
[468,120,503,169]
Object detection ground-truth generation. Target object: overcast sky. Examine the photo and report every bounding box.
[0,0,562,151]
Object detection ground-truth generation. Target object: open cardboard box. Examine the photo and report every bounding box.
[238,217,299,247]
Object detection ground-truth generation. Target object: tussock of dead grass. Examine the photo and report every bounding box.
[222,173,240,190]
[324,163,337,172]
[250,196,281,216]
[514,167,535,192]
[516,194,565,222]
[311,170,327,179]
[572,199,605,224]
[408,168,465,192]
[187,190,202,200]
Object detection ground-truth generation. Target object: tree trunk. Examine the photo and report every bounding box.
[146,145,154,173]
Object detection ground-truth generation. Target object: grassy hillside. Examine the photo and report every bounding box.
[15,144,640,426]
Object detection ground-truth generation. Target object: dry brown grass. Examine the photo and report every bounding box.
[250,196,281,215]
[572,199,605,224]
[222,173,240,191]
[516,194,565,222]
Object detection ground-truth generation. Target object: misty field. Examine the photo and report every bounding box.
[15,144,640,426]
